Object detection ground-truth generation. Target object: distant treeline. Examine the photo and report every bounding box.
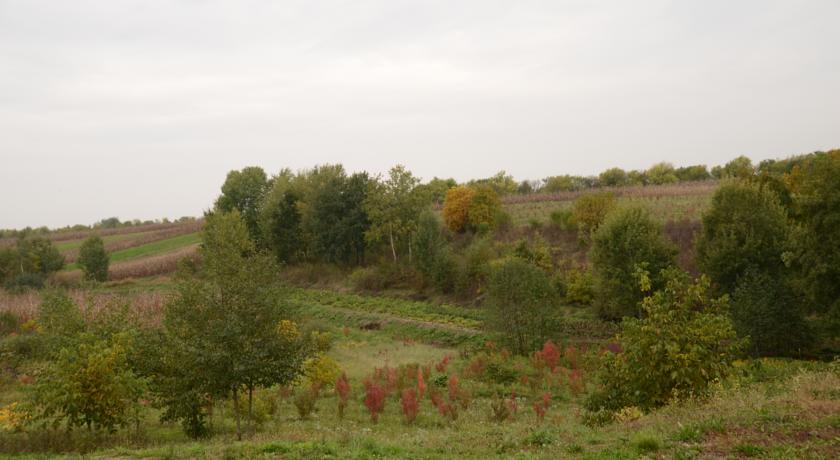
[0,216,199,240]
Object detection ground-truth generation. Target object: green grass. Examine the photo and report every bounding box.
[64,232,201,270]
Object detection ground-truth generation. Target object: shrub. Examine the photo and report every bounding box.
[303,353,341,389]
[0,311,20,336]
[585,270,742,417]
[696,181,790,295]
[553,266,594,305]
[485,258,560,355]
[512,236,552,272]
[78,236,109,282]
[646,162,679,185]
[599,167,628,187]
[442,186,475,233]
[532,341,560,372]
[571,192,616,242]
[293,385,319,420]
[26,334,146,433]
[467,186,502,232]
[400,388,419,424]
[335,373,350,419]
[590,206,676,320]
[490,396,511,422]
[549,209,575,231]
[731,270,811,357]
[363,380,386,423]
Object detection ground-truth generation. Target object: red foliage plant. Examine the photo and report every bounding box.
[435,355,451,373]
[401,388,419,424]
[430,390,455,420]
[533,392,551,421]
[363,379,386,423]
[447,375,460,402]
[533,340,561,372]
[335,373,351,419]
[417,368,427,399]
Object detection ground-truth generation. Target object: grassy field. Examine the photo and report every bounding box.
[64,232,201,271]
[2,278,836,459]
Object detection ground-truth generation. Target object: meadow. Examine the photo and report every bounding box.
[0,277,836,459]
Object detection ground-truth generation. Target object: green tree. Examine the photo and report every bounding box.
[696,181,789,294]
[485,258,559,355]
[598,168,628,187]
[309,172,370,265]
[718,155,754,179]
[214,166,269,243]
[467,185,503,233]
[78,236,109,282]
[259,169,305,263]
[645,162,678,185]
[571,192,616,243]
[585,270,741,417]
[786,149,840,335]
[731,270,811,357]
[418,177,457,204]
[590,206,677,320]
[542,175,590,193]
[675,164,711,182]
[157,211,309,440]
[411,211,447,282]
[18,237,65,276]
[364,165,426,263]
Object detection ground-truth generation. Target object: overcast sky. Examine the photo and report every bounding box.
[1,1,839,229]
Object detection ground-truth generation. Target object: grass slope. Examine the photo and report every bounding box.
[64,232,201,270]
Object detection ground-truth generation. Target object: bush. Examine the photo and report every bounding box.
[553,266,594,305]
[549,209,575,231]
[590,206,676,320]
[467,186,502,232]
[400,388,419,424]
[78,236,109,282]
[293,386,319,420]
[696,181,790,295]
[363,380,386,423]
[512,236,552,272]
[26,334,146,432]
[571,193,616,242]
[585,270,741,417]
[731,270,811,357]
[442,186,475,233]
[303,353,341,389]
[3,273,45,292]
[485,258,560,354]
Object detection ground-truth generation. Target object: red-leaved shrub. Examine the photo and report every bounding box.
[335,373,351,419]
[533,340,561,372]
[401,388,419,424]
[363,380,386,423]
[435,356,451,373]
[417,368,427,399]
[533,392,551,421]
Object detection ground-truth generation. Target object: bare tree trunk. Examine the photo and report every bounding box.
[247,385,253,434]
[389,226,397,263]
[233,387,242,441]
